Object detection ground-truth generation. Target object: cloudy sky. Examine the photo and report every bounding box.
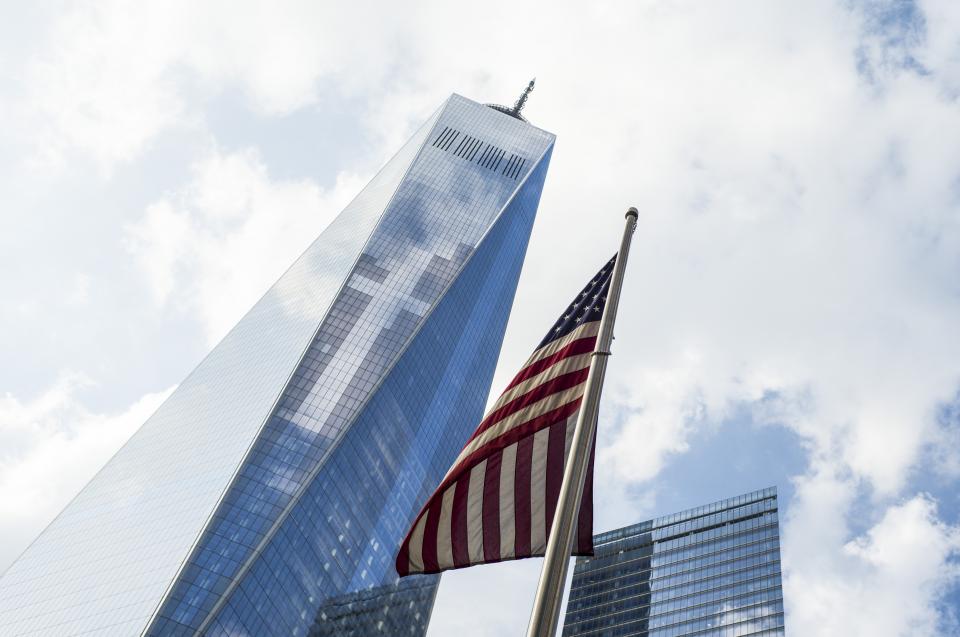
[2,1,960,635]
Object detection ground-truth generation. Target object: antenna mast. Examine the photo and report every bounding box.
[511,78,536,117]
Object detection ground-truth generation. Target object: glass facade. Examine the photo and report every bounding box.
[307,576,437,636]
[0,94,555,636]
[563,487,785,637]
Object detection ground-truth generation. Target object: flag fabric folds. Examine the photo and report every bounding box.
[396,255,616,576]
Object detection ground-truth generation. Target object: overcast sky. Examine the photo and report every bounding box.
[2,1,960,635]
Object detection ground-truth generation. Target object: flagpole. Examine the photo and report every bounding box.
[526,207,638,637]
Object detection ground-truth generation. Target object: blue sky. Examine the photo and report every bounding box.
[1,1,959,635]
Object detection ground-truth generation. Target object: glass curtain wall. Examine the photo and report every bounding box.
[563,487,785,637]
[147,96,555,636]
[0,93,555,637]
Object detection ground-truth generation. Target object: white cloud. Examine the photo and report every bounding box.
[600,353,710,484]
[126,201,196,307]
[784,470,960,636]
[12,0,404,174]
[918,0,960,96]
[125,146,364,345]
[0,376,173,572]
[23,2,187,173]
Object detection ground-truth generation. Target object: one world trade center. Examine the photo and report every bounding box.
[0,88,555,636]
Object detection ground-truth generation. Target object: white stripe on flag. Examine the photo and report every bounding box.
[437,485,456,569]
[564,411,577,466]
[466,459,487,565]
[499,442,518,559]
[529,427,551,553]
[408,511,428,573]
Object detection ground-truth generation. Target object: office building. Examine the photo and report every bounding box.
[0,91,555,636]
[563,487,785,637]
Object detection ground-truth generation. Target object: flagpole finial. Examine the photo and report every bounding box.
[626,207,638,219]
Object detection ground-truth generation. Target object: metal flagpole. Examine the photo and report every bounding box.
[526,207,638,637]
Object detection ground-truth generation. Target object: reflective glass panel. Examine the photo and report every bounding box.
[0,108,440,637]
[563,488,785,637]
[148,96,554,635]
[0,94,555,637]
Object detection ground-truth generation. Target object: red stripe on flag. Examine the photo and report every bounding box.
[482,450,502,562]
[421,496,443,572]
[544,421,566,537]
[450,473,471,568]
[503,336,597,393]
[514,435,534,557]
[472,367,591,440]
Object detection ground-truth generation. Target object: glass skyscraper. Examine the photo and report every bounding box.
[563,487,785,637]
[0,93,555,636]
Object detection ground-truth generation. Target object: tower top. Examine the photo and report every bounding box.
[511,78,535,117]
[485,78,536,122]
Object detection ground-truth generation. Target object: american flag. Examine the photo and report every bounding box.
[396,255,616,576]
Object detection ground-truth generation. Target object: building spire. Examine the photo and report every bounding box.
[511,78,535,117]
[484,79,537,121]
